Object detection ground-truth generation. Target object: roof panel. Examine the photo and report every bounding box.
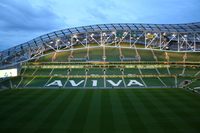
[1,22,200,53]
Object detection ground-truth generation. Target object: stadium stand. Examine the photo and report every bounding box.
[0,22,200,90]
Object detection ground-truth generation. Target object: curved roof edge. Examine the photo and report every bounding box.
[1,22,200,53]
[0,22,200,69]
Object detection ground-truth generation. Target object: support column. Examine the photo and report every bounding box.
[101,31,103,46]
[130,31,132,47]
[178,33,180,52]
[145,32,147,48]
[86,32,88,47]
[160,32,162,50]
[194,33,196,51]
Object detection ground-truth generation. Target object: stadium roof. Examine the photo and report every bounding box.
[1,22,200,68]
[2,22,200,52]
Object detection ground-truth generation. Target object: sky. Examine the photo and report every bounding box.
[0,0,200,51]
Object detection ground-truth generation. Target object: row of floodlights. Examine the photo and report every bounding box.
[48,32,200,44]
[71,32,189,38]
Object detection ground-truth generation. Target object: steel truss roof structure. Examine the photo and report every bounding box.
[0,22,200,68]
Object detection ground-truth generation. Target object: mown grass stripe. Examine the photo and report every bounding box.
[164,89,200,109]
[100,90,115,133]
[145,89,197,133]
[110,90,132,133]
[14,90,59,127]
[119,89,149,132]
[0,89,44,121]
[17,90,63,133]
[0,90,57,133]
[0,89,35,105]
[165,89,200,114]
[33,89,78,133]
[50,90,85,133]
[66,90,93,133]
[83,90,101,133]
[0,89,19,96]
[131,89,179,133]
[154,89,200,133]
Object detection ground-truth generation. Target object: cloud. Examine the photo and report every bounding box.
[0,0,66,51]
[82,0,133,24]
[0,0,65,32]
[85,7,109,23]
[0,0,200,51]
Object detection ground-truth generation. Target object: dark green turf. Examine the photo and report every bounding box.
[0,88,200,133]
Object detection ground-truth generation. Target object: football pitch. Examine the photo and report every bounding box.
[0,88,200,133]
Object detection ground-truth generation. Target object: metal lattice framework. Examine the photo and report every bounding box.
[0,22,200,68]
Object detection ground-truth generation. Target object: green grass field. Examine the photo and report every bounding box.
[0,88,200,133]
[1,46,200,132]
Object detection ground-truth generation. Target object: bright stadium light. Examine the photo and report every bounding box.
[184,35,187,38]
[112,31,116,35]
[103,32,107,36]
[123,32,128,35]
[172,34,176,37]
[73,35,77,38]
[49,41,53,44]
[90,33,94,37]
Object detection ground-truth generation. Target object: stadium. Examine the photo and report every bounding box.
[1,22,200,133]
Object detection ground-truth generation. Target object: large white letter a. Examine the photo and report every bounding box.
[127,80,144,87]
[46,80,63,87]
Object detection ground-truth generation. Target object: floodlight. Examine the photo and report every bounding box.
[112,31,116,35]
[123,32,128,35]
[172,34,176,37]
[73,35,77,38]
[103,32,107,36]
[90,33,94,37]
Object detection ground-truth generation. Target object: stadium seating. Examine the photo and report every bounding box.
[2,45,200,89]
